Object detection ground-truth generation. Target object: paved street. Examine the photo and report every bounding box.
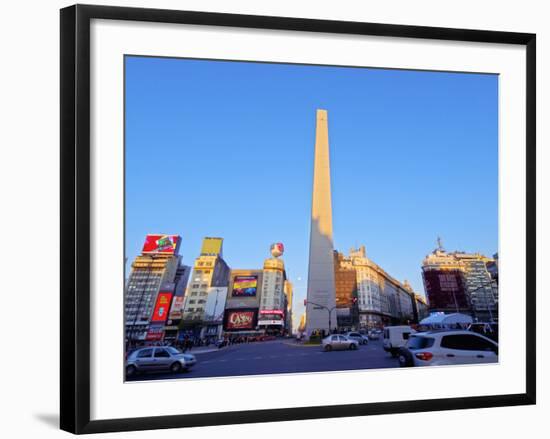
[127,338,399,381]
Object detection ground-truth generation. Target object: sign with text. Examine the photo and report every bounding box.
[151,292,173,323]
[224,309,258,331]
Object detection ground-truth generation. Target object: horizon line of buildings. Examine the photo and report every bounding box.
[125,235,294,346]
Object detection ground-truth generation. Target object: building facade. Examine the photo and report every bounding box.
[223,269,264,336]
[422,243,498,322]
[332,246,420,329]
[124,234,188,343]
[333,250,358,329]
[181,237,230,335]
[259,254,288,335]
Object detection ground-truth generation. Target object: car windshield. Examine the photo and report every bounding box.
[166,346,182,355]
[407,336,435,350]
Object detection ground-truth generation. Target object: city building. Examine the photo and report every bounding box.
[421,240,498,322]
[333,250,358,330]
[284,280,294,334]
[223,269,264,337]
[181,237,230,337]
[124,234,189,343]
[453,252,498,322]
[331,246,420,329]
[202,286,228,343]
[258,243,288,335]
[486,252,499,285]
[306,109,337,335]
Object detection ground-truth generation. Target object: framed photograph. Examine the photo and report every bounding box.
[60,4,536,434]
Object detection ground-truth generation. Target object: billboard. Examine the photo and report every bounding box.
[260,309,284,316]
[224,309,258,331]
[145,325,164,341]
[232,275,258,297]
[141,234,180,255]
[168,296,184,320]
[151,292,173,323]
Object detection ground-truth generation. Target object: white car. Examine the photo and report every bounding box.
[383,325,415,357]
[398,330,498,367]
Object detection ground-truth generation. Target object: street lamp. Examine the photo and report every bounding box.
[304,299,338,334]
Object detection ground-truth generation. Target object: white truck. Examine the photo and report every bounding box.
[383,325,415,357]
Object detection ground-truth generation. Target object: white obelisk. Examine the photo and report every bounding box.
[305,109,337,336]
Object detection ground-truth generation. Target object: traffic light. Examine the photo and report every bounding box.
[304,299,307,306]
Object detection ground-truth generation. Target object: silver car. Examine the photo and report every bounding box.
[345,331,369,345]
[126,346,196,377]
[322,335,359,351]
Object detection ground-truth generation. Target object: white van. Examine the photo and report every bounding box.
[383,326,415,357]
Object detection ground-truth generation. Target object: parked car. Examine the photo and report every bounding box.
[322,334,359,351]
[345,331,369,345]
[383,325,415,357]
[398,330,499,367]
[368,329,381,340]
[126,346,196,377]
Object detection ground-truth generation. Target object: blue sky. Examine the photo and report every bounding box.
[125,56,498,326]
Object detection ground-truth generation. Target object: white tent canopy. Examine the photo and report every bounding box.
[419,313,473,326]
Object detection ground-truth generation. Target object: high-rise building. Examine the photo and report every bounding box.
[453,252,498,322]
[422,247,470,315]
[421,241,498,321]
[333,250,358,329]
[258,244,288,335]
[125,234,189,343]
[181,237,230,334]
[284,280,294,334]
[306,109,337,335]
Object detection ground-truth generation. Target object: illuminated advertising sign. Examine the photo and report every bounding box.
[151,292,173,323]
[232,275,258,297]
[224,309,258,331]
[259,309,284,316]
[145,325,164,341]
[141,234,180,255]
[258,320,284,326]
[168,296,184,320]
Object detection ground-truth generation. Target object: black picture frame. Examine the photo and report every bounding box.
[60,4,536,434]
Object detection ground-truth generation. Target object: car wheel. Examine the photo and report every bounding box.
[170,362,182,373]
[350,343,357,350]
[324,345,332,352]
[126,365,137,377]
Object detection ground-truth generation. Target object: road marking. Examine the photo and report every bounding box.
[253,356,263,360]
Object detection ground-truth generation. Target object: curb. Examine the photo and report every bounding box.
[283,342,321,348]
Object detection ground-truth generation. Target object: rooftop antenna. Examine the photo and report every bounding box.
[437,236,444,251]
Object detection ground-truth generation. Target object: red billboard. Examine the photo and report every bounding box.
[145,325,164,341]
[260,309,284,316]
[141,234,180,255]
[151,292,173,323]
[224,309,258,331]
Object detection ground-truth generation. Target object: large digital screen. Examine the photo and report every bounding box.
[151,292,173,323]
[232,275,258,297]
[141,234,180,255]
[168,296,184,320]
[224,309,257,331]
